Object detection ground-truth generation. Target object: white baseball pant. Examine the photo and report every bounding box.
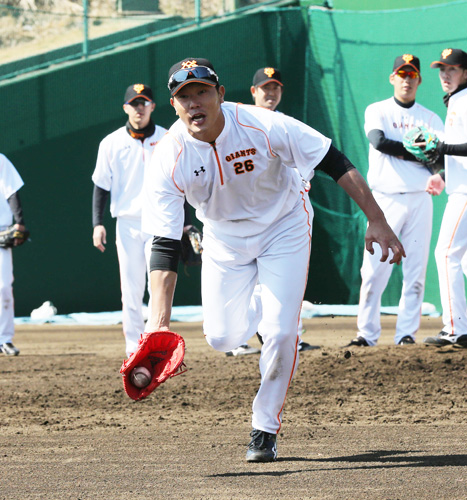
[201,195,312,435]
[116,217,152,357]
[435,192,467,337]
[358,191,432,344]
[0,247,14,345]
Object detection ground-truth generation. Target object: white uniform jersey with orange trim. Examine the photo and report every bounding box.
[444,87,467,195]
[92,125,167,219]
[364,98,444,193]
[142,101,331,239]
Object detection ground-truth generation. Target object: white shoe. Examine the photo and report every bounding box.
[226,344,261,356]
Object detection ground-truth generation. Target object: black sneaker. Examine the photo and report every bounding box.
[225,344,261,356]
[398,335,415,345]
[346,336,369,347]
[423,331,454,346]
[246,429,277,462]
[455,335,467,348]
[0,342,20,356]
[298,341,320,352]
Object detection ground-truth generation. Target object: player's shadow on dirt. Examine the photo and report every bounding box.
[209,450,467,477]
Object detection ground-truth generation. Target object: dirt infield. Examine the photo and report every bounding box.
[1,316,466,500]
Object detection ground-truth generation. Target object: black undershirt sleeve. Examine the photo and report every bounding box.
[315,144,356,182]
[7,191,25,225]
[183,200,193,227]
[92,185,110,227]
[150,237,182,273]
[439,142,467,156]
[367,129,417,161]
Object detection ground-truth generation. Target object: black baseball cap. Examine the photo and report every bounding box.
[431,48,467,69]
[168,58,219,96]
[393,54,420,73]
[124,84,153,104]
[252,67,283,87]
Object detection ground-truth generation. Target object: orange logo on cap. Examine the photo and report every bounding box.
[442,49,453,59]
[133,84,145,94]
[402,54,414,64]
[264,68,275,78]
[181,60,199,69]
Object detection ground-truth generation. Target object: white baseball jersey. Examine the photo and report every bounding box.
[92,125,167,219]
[364,98,444,193]
[444,87,467,194]
[0,154,24,227]
[142,101,330,238]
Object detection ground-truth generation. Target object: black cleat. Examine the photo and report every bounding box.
[298,341,320,351]
[345,336,369,347]
[246,429,277,462]
[398,335,415,345]
[225,344,261,356]
[455,335,467,348]
[0,342,20,356]
[423,331,455,346]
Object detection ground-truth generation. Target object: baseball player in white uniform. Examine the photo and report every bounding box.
[0,154,27,356]
[423,48,467,348]
[142,57,404,463]
[345,54,444,348]
[226,67,316,356]
[92,84,168,358]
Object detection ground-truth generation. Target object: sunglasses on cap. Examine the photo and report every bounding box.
[126,99,152,107]
[168,66,218,93]
[394,70,420,79]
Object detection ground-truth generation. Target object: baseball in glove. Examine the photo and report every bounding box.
[120,330,186,401]
[0,225,30,249]
[403,126,440,164]
[180,225,203,267]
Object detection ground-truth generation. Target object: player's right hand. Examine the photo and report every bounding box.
[93,225,107,252]
[425,173,445,196]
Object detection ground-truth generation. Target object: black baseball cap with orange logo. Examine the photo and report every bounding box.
[168,58,219,96]
[124,84,153,104]
[431,48,467,69]
[252,67,283,87]
[393,54,420,74]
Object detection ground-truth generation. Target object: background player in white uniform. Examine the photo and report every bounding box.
[346,55,444,347]
[226,67,315,356]
[0,154,27,356]
[92,84,168,358]
[423,48,467,348]
[142,57,404,462]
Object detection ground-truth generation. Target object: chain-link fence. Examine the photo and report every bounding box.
[0,0,280,80]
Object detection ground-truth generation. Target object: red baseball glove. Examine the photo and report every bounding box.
[120,330,186,401]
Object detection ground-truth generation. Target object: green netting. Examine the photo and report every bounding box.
[303,2,467,308]
[0,2,464,314]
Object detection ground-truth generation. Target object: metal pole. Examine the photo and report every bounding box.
[83,0,89,58]
[195,0,201,26]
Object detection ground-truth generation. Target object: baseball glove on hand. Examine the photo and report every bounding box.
[120,331,186,401]
[403,126,440,165]
[0,225,30,249]
[180,225,203,267]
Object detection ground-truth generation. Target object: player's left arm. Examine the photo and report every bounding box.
[337,168,405,265]
[7,191,27,246]
[315,145,405,264]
